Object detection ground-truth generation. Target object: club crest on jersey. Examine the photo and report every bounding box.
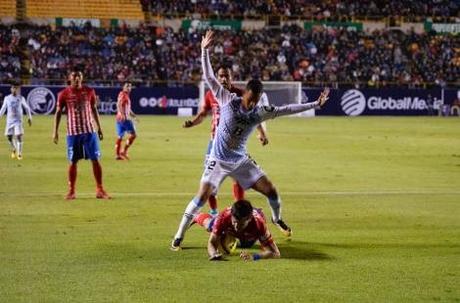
[263,105,275,112]
[27,87,56,115]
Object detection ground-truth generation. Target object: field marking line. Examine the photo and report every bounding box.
[1,191,460,197]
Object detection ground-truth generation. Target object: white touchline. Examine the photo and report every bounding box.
[1,191,460,197]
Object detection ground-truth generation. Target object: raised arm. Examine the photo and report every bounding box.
[257,88,330,122]
[201,30,231,106]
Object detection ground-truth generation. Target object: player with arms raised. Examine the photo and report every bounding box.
[183,65,269,215]
[53,69,111,200]
[171,30,329,250]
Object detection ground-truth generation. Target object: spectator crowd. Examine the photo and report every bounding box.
[1,23,458,88]
[144,0,458,20]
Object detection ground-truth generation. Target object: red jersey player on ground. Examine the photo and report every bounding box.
[115,81,137,160]
[183,65,269,215]
[193,199,280,261]
[52,69,110,200]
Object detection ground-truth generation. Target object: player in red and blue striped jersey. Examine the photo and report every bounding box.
[115,81,137,160]
[53,69,110,200]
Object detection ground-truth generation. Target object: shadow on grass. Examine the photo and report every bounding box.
[277,240,334,261]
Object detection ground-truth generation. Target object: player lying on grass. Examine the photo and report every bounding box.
[171,30,329,250]
[193,199,280,261]
[183,64,269,216]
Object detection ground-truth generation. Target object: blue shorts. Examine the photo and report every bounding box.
[66,132,101,162]
[116,120,136,137]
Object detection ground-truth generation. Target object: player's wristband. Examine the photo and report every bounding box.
[252,253,261,261]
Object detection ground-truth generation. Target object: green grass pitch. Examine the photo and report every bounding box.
[1,116,459,302]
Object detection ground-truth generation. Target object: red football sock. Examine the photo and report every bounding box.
[194,213,212,227]
[115,138,122,156]
[68,163,77,193]
[92,160,103,189]
[124,134,136,152]
[232,182,245,201]
[208,195,218,211]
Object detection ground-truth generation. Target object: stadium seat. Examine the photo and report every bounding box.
[26,0,143,20]
[0,0,15,17]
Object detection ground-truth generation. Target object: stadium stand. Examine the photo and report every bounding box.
[145,0,459,21]
[27,0,143,20]
[0,0,15,18]
[0,1,458,87]
[1,24,455,88]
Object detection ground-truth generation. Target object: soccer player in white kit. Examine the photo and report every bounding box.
[171,31,330,250]
[0,83,32,160]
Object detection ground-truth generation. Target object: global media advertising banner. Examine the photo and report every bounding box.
[0,85,200,115]
[303,88,447,116]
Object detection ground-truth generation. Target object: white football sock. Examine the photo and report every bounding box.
[268,196,282,222]
[174,197,204,240]
[17,141,23,156]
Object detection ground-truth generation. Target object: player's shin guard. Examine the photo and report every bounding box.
[208,195,218,214]
[115,138,122,156]
[174,197,204,240]
[124,134,136,152]
[268,196,282,222]
[68,163,77,193]
[92,161,103,189]
[232,182,245,201]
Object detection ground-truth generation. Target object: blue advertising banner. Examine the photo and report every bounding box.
[303,88,451,116]
[1,84,457,116]
[0,85,200,115]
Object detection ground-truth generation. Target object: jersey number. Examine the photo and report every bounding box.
[207,160,217,170]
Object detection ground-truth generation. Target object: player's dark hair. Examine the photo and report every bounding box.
[10,80,21,87]
[123,81,132,86]
[246,79,263,96]
[217,65,231,73]
[69,66,84,75]
[231,200,253,220]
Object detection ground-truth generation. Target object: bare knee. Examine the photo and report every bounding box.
[253,177,278,198]
[197,183,213,202]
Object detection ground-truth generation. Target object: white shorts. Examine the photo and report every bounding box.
[200,155,266,192]
[5,123,24,136]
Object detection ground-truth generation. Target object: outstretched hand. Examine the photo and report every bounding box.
[183,120,193,128]
[201,30,214,49]
[316,88,330,107]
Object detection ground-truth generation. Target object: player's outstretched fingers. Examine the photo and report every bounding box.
[240,250,252,262]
